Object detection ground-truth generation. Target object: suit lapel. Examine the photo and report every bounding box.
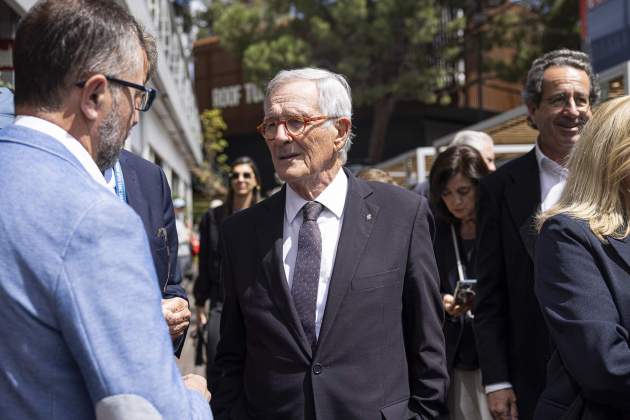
[316,173,377,352]
[609,236,630,271]
[258,188,313,359]
[505,149,540,261]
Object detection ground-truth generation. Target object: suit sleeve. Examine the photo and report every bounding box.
[404,198,448,419]
[55,198,211,419]
[473,179,511,385]
[209,224,247,419]
[535,217,630,409]
[157,167,188,356]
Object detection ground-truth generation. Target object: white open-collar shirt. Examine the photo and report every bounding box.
[15,116,115,195]
[282,168,348,339]
[535,141,568,211]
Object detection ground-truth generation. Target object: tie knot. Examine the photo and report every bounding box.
[302,201,323,222]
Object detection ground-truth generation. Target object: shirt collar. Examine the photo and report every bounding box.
[14,115,114,194]
[285,168,348,224]
[535,140,568,176]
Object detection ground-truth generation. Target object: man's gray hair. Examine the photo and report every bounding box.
[451,130,494,152]
[523,49,600,109]
[265,68,354,164]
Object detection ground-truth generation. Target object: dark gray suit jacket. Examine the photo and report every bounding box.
[118,150,187,356]
[210,170,448,420]
[473,149,550,419]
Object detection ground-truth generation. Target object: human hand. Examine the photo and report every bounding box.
[183,374,211,402]
[443,294,472,317]
[195,305,207,329]
[487,388,518,420]
[161,297,191,340]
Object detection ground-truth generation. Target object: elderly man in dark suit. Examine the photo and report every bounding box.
[209,68,448,420]
[473,49,599,420]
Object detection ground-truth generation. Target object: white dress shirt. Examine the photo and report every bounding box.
[15,115,114,195]
[283,169,348,339]
[535,142,568,211]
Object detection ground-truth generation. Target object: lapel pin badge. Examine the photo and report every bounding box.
[366,213,372,221]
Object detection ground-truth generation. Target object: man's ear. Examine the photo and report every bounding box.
[333,117,351,150]
[79,75,108,121]
[526,103,538,130]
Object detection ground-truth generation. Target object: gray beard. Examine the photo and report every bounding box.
[95,94,127,172]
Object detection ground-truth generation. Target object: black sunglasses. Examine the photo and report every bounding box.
[75,76,157,112]
[230,172,253,180]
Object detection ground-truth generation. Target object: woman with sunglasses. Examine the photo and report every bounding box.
[193,156,262,380]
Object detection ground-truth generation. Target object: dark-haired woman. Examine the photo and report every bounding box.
[193,156,262,379]
[429,144,491,420]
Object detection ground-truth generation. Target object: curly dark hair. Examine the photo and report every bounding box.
[429,145,490,224]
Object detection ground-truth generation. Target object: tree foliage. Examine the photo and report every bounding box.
[483,0,581,83]
[192,108,229,198]
[198,0,466,162]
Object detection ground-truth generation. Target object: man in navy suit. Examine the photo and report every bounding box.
[473,49,599,420]
[109,149,191,355]
[210,68,447,420]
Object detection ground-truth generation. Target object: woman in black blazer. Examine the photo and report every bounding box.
[194,156,262,380]
[535,96,630,420]
[429,145,491,420]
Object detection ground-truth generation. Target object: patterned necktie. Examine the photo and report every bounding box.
[291,201,324,348]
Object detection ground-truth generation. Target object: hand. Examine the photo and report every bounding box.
[195,305,207,329]
[443,294,472,317]
[487,388,518,420]
[161,297,191,340]
[183,374,211,402]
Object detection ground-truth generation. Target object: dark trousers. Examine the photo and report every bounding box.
[205,301,223,381]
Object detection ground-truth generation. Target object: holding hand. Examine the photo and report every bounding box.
[183,374,211,402]
[442,293,473,317]
[161,297,191,340]
[487,388,518,420]
[195,305,207,329]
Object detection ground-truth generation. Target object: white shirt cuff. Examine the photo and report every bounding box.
[485,382,512,394]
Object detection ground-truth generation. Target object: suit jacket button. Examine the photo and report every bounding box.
[312,363,323,375]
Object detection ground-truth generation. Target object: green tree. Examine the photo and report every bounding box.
[192,108,230,198]
[482,0,581,83]
[199,0,465,163]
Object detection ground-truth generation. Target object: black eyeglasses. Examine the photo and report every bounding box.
[75,76,157,112]
[230,171,253,180]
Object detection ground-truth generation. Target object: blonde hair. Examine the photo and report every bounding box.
[537,96,630,240]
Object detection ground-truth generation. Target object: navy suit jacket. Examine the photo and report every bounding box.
[210,170,448,420]
[534,214,630,419]
[118,150,187,355]
[473,149,550,419]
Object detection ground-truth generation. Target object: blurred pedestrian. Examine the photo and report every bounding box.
[413,130,495,198]
[0,0,211,418]
[429,145,491,420]
[174,197,193,281]
[194,156,262,379]
[210,67,447,419]
[473,49,599,420]
[534,96,630,419]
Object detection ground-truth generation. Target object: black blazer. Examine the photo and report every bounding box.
[210,170,448,420]
[433,218,477,373]
[473,149,550,419]
[534,214,630,420]
[194,204,227,307]
[118,150,187,354]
